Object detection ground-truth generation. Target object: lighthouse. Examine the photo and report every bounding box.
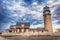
[43,6,53,32]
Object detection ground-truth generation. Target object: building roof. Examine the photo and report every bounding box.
[16,22,30,26]
[16,26,29,29]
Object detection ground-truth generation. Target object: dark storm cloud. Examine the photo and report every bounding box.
[54,5,60,24]
[0,0,13,31]
[23,0,48,5]
[36,0,48,4]
[0,7,12,23]
[17,14,43,25]
[23,0,34,6]
[0,13,6,22]
[54,5,60,20]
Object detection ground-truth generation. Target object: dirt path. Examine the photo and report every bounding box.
[0,36,60,40]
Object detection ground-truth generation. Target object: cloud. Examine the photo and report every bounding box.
[47,0,54,5]
[30,23,44,28]
[23,0,34,5]
[31,2,38,6]
[53,23,60,29]
[49,2,60,7]
[6,0,44,21]
[0,0,60,31]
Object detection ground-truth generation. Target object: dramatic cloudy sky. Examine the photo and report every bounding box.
[0,0,60,31]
